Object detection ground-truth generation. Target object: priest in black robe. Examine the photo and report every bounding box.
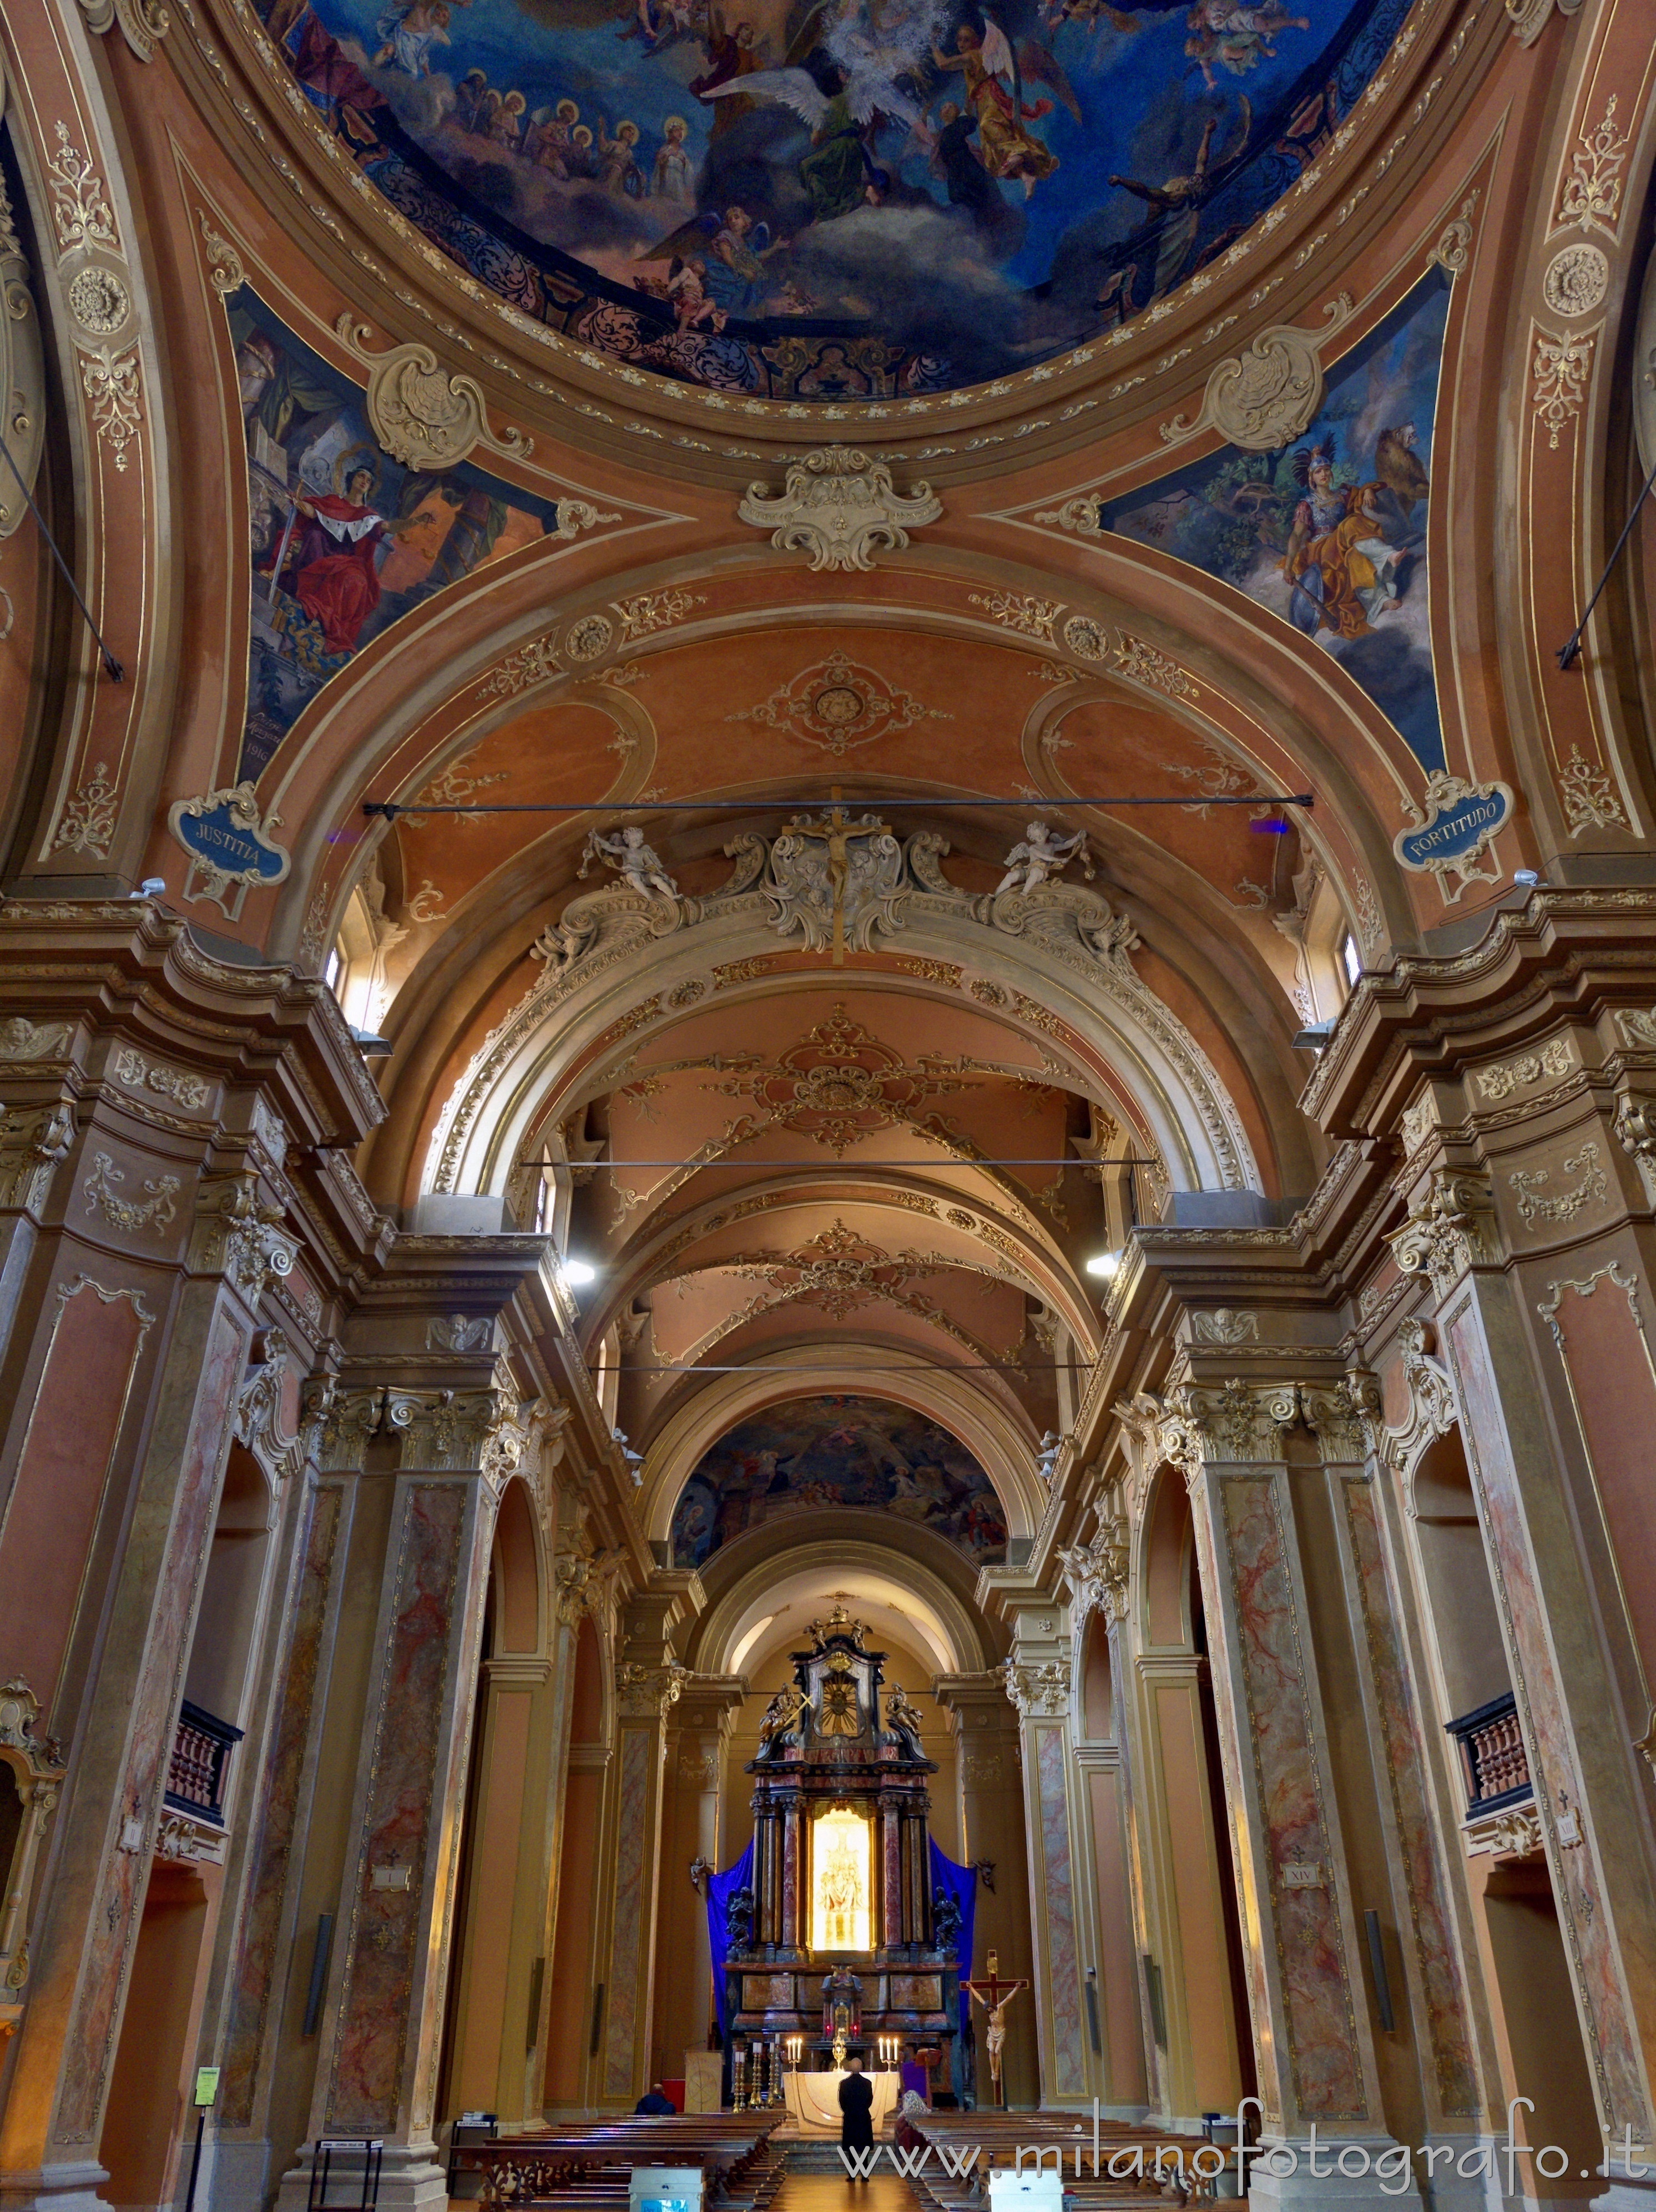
[839,2056,874,2159]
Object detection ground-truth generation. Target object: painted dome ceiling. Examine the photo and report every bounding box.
[265,0,1411,399]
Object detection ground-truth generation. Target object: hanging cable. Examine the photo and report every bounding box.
[364,793,1312,821]
[0,436,123,681]
[1557,448,1656,670]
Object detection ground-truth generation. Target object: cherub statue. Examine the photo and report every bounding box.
[756,1682,807,1754]
[884,1683,926,1755]
[1035,1430,1064,1486]
[995,820,1089,898]
[581,823,678,902]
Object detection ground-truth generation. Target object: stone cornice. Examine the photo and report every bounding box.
[1304,889,1656,1141]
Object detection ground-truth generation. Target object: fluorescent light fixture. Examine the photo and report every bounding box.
[559,1258,597,1287]
[1085,1251,1120,1278]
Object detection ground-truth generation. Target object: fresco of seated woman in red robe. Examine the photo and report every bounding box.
[273,466,397,656]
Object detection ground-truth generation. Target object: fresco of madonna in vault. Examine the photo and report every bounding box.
[258,0,1413,398]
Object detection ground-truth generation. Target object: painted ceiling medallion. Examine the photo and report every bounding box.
[262,0,1411,401]
[706,1002,968,1152]
[728,651,951,756]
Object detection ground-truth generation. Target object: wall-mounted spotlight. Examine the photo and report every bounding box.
[559,1258,597,1288]
[1085,1252,1120,1279]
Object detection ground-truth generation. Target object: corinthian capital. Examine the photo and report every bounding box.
[190,1172,298,1299]
[1001,1657,1069,1718]
[617,1659,690,1721]
[1171,1378,1299,1466]
[0,1101,74,1213]
[1386,1168,1496,1299]
[1057,1500,1130,1624]
[1300,1370,1381,1465]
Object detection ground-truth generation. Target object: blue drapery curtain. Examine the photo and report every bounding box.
[706,1842,755,2042]
[928,1840,977,2033]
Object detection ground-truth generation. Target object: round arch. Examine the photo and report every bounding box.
[424,898,1260,1204]
[688,1528,997,1680]
[638,1344,1051,1540]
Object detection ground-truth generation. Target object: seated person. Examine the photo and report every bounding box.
[634,2082,676,2115]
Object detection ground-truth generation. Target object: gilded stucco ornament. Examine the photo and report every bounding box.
[1301,1371,1381,1464]
[0,1103,75,1213]
[1001,1659,1069,1719]
[335,314,532,470]
[1057,1498,1130,1624]
[617,1661,690,1721]
[1394,772,1515,902]
[234,1328,305,1489]
[76,0,170,62]
[1386,1169,1496,1300]
[190,1174,298,1298]
[1384,1319,1457,1508]
[1613,1095,1656,1208]
[167,783,291,919]
[738,448,941,573]
[1158,297,1354,452]
[1542,244,1609,320]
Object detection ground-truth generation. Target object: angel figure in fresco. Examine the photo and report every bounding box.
[818,1652,862,1736]
[1184,0,1307,85]
[373,0,452,75]
[994,821,1088,897]
[581,824,680,902]
[928,21,1076,199]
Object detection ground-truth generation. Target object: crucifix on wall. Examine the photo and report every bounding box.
[962,1951,1029,2108]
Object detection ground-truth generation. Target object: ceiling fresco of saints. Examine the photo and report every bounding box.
[669,1394,1008,1565]
[259,0,1412,399]
[228,285,566,776]
[1100,266,1449,769]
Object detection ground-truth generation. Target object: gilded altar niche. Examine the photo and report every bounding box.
[727,1607,957,2063]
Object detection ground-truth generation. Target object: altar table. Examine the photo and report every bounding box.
[783,2069,898,2138]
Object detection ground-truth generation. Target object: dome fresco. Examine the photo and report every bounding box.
[669,1395,1008,1566]
[263,0,1412,399]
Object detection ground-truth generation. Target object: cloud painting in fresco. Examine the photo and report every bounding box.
[259,0,1412,398]
[228,285,564,779]
[1101,267,1450,771]
[670,1394,1007,1567]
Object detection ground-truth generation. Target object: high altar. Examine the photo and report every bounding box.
[725,1608,958,2069]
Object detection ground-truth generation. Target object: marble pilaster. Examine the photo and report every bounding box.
[597,1644,689,2107]
[1125,1379,1403,2204]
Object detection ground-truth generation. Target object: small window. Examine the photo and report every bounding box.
[1340,934,1362,990]
[325,944,344,993]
